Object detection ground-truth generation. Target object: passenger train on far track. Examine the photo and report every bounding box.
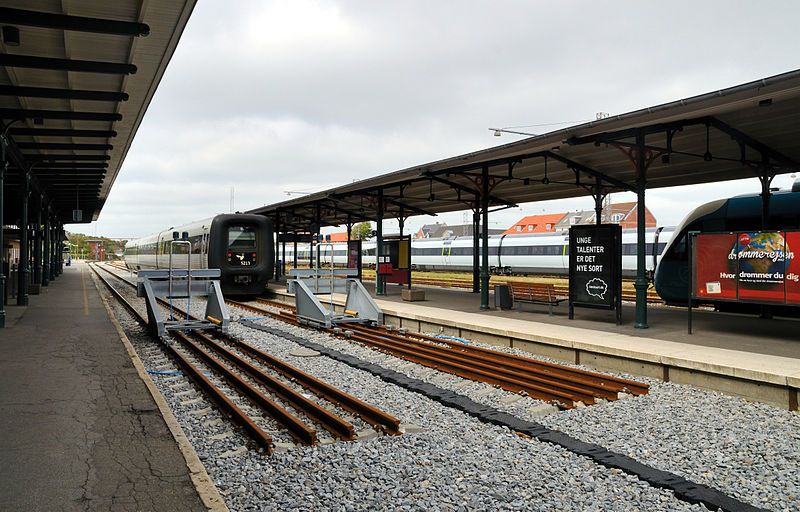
[123,214,273,295]
[284,226,676,278]
[655,178,800,307]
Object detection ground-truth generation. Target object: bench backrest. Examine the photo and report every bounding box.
[508,282,555,300]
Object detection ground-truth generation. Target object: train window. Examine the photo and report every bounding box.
[228,226,257,250]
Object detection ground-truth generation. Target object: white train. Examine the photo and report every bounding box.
[123,214,273,295]
[282,227,675,277]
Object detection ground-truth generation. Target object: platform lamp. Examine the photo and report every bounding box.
[488,127,538,137]
[0,118,25,327]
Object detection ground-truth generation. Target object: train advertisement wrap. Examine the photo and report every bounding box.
[691,230,800,305]
[569,224,622,323]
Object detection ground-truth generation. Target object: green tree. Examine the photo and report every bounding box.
[351,221,373,240]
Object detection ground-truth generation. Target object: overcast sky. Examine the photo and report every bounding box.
[72,0,800,239]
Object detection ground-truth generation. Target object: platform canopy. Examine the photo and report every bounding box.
[250,69,800,231]
[0,1,196,224]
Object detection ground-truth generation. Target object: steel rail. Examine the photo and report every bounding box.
[235,300,588,407]
[245,297,648,405]
[96,265,399,436]
[189,331,355,441]
[88,263,276,453]
[171,331,319,446]
[338,327,596,406]
[346,324,619,400]
[253,297,648,396]
[219,332,402,435]
[392,327,649,395]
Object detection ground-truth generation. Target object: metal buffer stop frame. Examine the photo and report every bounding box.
[137,232,230,338]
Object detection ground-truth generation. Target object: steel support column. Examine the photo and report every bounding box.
[48,220,55,280]
[634,132,648,329]
[274,216,281,281]
[376,190,384,295]
[480,167,490,310]
[0,134,6,326]
[33,195,44,285]
[472,206,479,293]
[58,223,63,274]
[293,239,298,270]
[594,177,604,225]
[42,212,49,287]
[17,173,29,305]
[51,222,58,279]
[758,159,774,229]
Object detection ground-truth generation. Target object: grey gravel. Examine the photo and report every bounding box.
[236,299,800,511]
[93,267,709,511]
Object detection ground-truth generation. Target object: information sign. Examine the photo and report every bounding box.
[347,240,362,280]
[569,224,622,323]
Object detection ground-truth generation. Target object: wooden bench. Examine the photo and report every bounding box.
[507,282,567,315]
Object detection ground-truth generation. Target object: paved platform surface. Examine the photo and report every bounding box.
[0,263,207,511]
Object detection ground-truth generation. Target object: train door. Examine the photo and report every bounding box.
[442,240,452,268]
[561,235,569,270]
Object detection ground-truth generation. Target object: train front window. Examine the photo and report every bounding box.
[228,225,257,266]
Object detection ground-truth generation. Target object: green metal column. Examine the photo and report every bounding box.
[48,219,56,280]
[634,132,649,329]
[33,198,42,285]
[0,134,7,327]
[376,189,384,295]
[42,210,50,287]
[17,173,29,305]
[274,215,281,281]
[57,223,64,275]
[480,166,490,310]
[472,206,479,293]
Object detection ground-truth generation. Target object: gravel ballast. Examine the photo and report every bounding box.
[92,269,713,511]
[232,301,798,511]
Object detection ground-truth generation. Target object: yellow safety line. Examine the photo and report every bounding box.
[81,265,89,316]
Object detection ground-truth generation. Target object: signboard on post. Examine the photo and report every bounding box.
[691,230,800,305]
[347,240,362,280]
[568,224,622,324]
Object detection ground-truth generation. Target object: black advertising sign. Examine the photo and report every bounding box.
[569,224,622,323]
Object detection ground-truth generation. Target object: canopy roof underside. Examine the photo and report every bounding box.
[250,69,800,232]
[1,1,195,224]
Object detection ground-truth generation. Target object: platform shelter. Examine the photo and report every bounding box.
[0,1,195,328]
[250,69,800,329]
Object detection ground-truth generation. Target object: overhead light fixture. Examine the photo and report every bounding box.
[489,127,538,137]
[2,26,20,47]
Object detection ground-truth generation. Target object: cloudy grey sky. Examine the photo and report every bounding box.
[74,0,800,239]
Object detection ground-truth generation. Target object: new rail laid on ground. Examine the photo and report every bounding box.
[227,298,648,409]
[91,263,401,454]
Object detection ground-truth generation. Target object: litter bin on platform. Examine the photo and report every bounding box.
[494,284,513,310]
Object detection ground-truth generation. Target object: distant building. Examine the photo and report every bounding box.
[414,222,503,239]
[414,222,446,239]
[555,202,656,230]
[325,232,349,242]
[502,214,565,235]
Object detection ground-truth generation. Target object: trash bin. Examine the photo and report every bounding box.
[494,284,513,310]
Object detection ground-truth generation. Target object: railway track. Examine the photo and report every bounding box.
[91,263,402,454]
[401,276,663,304]
[227,297,648,410]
